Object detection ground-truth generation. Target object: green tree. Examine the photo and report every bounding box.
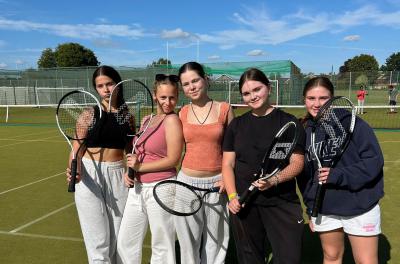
[355,74,368,87]
[340,54,379,72]
[37,48,57,68]
[381,52,400,71]
[339,59,351,73]
[54,43,99,67]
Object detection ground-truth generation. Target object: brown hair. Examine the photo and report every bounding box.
[238,68,270,94]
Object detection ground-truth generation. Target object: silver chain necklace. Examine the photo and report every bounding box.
[190,100,213,125]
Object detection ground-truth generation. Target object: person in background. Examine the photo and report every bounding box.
[117,74,183,264]
[356,85,368,114]
[176,61,234,264]
[302,76,384,264]
[66,65,131,263]
[222,68,305,264]
[388,84,398,113]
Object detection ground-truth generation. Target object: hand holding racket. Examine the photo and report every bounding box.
[311,96,356,217]
[153,180,220,216]
[238,121,299,206]
[56,90,102,192]
[107,79,154,186]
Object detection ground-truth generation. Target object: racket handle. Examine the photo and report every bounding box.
[238,185,256,205]
[68,159,77,193]
[128,168,135,188]
[311,182,323,217]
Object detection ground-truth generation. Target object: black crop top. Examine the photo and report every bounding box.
[85,110,135,149]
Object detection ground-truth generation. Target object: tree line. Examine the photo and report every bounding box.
[37,42,400,73]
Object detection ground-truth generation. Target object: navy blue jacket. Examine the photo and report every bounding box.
[301,117,384,216]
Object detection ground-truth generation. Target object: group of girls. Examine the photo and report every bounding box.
[67,63,384,264]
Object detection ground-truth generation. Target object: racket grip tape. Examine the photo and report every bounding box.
[238,185,256,205]
[68,159,77,193]
[128,168,135,188]
[311,183,323,217]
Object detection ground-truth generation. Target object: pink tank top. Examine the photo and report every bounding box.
[180,102,230,171]
[134,117,176,183]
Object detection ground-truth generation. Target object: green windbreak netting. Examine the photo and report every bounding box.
[168,60,297,78]
[0,60,303,105]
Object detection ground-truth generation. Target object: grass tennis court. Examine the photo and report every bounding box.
[0,108,399,263]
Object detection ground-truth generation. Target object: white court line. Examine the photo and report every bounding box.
[10,202,76,233]
[0,138,64,143]
[380,141,400,143]
[0,172,64,195]
[0,135,61,149]
[0,230,83,242]
[0,230,151,248]
[6,129,58,140]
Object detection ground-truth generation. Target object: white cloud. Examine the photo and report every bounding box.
[247,49,265,56]
[343,35,360,41]
[0,18,148,39]
[96,18,110,24]
[196,4,400,48]
[92,39,120,48]
[161,28,191,39]
[208,55,220,60]
[0,62,7,68]
[15,59,24,65]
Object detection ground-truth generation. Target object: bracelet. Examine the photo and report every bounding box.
[228,192,238,201]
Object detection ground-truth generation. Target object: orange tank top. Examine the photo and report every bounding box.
[180,102,230,171]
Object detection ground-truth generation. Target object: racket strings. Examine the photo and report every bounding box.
[155,183,202,215]
[58,97,98,139]
[320,102,353,148]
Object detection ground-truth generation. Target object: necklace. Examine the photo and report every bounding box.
[190,100,213,125]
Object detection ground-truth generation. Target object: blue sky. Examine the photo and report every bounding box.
[0,0,399,73]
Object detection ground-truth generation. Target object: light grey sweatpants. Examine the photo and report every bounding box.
[75,157,128,264]
[174,171,230,264]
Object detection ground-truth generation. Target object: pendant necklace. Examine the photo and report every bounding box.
[191,100,213,125]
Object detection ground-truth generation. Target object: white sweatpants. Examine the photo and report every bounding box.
[175,171,229,264]
[117,180,176,264]
[357,99,365,114]
[75,157,128,264]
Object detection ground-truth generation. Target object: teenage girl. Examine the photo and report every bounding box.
[117,74,183,264]
[67,65,132,263]
[176,61,234,264]
[302,76,384,264]
[222,68,305,264]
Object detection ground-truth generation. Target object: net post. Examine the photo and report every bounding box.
[6,105,9,123]
[228,81,232,105]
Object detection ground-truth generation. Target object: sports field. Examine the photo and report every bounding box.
[0,108,398,263]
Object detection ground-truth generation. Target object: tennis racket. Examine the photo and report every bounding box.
[238,121,299,205]
[56,90,102,192]
[153,179,220,216]
[310,96,356,217]
[108,79,154,183]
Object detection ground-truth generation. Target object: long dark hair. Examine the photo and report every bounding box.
[238,68,270,94]
[92,65,124,107]
[178,61,207,79]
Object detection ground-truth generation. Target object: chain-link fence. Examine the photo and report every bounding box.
[0,67,398,106]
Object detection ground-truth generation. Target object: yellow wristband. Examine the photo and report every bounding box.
[228,192,238,201]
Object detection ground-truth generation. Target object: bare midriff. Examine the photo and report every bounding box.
[84,148,125,162]
[181,167,221,178]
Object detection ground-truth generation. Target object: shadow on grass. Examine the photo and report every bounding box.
[302,227,391,264]
[175,225,391,264]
